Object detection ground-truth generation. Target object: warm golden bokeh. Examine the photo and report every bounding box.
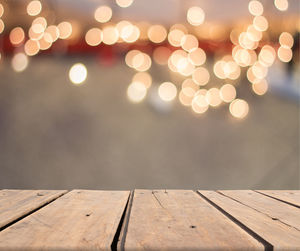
[27,0,42,16]
[94,6,112,23]
[132,72,152,89]
[116,0,134,8]
[192,67,210,86]
[85,28,102,46]
[248,0,264,16]
[220,84,236,103]
[148,25,167,44]
[9,27,25,46]
[58,22,73,39]
[11,53,29,72]
[102,26,119,45]
[230,99,249,119]
[24,39,40,56]
[187,6,205,26]
[127,81,147,103]
[158,82,177,102]
[69,63,88,85]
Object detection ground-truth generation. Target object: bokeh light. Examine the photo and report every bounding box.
[192,67,210,86]
[248,0,264,16]
[27,0,42,16]
[102,26,119,45]
[11,53,29,72]
[94,6,112,23]
[187,6,205,26]
[116,0,134,8]
[24,39,40,56]
[220,84,236,103]
[188,48,206,66]
[253,16,268,31]
[158,82,177,102]
[277,46,293,62]
[0,19,5,34]
[132,72,152,89]
[229,99,249,119]
[181,34,199,52]
[274,0,288,11]
[252,79,268,95]
[279,32,294,48]
[148,25,167,44]
[127,81,147,103]
[58,21,72,39]
[85,28,102,46]
[9,27,25,46]
[69,63,88,85]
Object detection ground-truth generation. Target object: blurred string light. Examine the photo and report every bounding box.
[127,81,147,103]
[0,18,4,34]
[274,0,289,11]
[9,27,25,46]
[0,3,4,18]
[11,53,29,72]
[69,63,87,85]
[57,21,72,39]
[158,82,177,102]
[229,99,249,119]
[187,6,205,26]
[4,0,296,120]
[116,0,134,8]
[85,28,102,46]
[94,6,112,23]
[27,0,42,16]
[147,25,167,43]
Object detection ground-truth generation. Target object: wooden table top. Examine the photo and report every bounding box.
[0,189,299,250]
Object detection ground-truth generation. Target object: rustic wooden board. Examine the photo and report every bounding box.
[0,190,129,251]
[255,190,300,207]
[200,190,300,250]
[0,189,66,229]
[219,190,300,230]
[123,190,264,250]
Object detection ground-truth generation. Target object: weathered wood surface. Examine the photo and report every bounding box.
[0,189,66,229]
[219,190,300,230]
[255,190,300,207]
[0,189,299,251]
[0,190,129,251]
[123,190,264,250]
[200,190,300,250]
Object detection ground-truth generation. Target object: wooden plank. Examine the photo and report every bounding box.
[200,190,300,250]
[255,190,300,207]
[0,189,67,229]
[123,190,264,250]
[0,190,129,250]
[219,190,300,230]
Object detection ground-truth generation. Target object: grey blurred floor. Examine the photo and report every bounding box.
[0,56,299,189]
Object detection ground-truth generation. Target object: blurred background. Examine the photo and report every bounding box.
[0,0,299,190]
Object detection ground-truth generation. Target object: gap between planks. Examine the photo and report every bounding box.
[196,191,273,251]
[0,190,69,232]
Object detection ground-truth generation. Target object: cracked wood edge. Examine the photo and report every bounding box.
[124,189,264,250]
[0,189,67,229]
[219,190,300,231]
[0,190,130,251]
[199,190,300,250]
[255,190,300,208]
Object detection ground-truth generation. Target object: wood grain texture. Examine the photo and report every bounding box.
[123,190,264,251]
[0,189,67,229]
[219,190,300,231]
[200,190,300,251]
[255,190,300,207]
[0,190,129,251]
